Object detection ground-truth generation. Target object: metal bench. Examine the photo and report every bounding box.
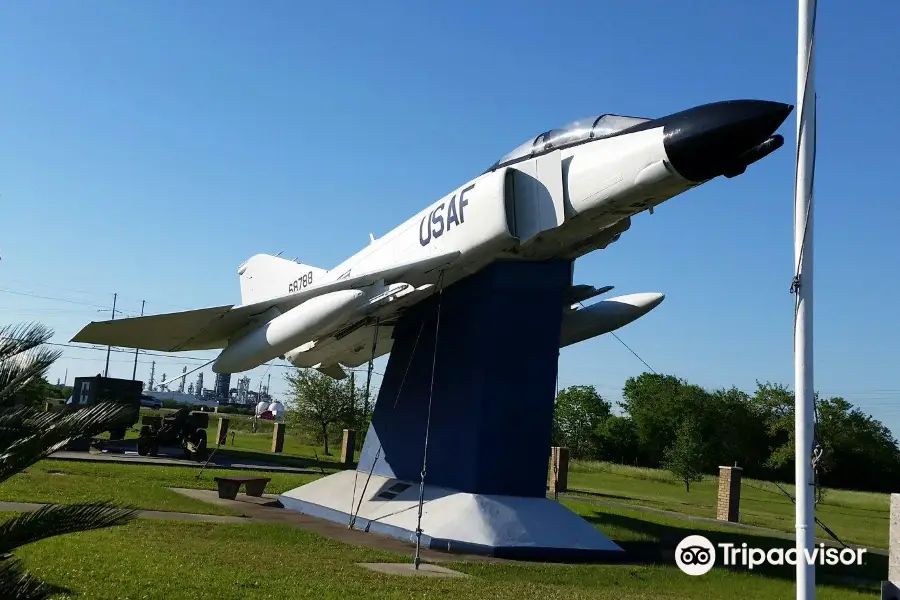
[213,476,271,500]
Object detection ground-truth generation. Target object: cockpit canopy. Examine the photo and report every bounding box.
[489,114,651,171]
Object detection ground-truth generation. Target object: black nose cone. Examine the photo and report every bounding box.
[661,100,794,182]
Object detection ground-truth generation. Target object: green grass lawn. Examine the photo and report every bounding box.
[14,519,877,600]
[117,408,347,467]
[213,431,343,468]
[563,497,885,587]
[0,458,887,598]
[565,460,890,550]
[0,460,319,516]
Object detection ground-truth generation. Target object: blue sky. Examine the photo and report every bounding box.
[2,2,899,434]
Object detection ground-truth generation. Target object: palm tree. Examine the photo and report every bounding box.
[0,322,138,599]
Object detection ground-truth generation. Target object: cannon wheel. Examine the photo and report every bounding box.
[137,425,154,456]
[191,428,208,461]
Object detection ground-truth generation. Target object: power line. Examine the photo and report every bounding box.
[0,289,142,319]
[575,301,658,374]
[0,278,120,300]
[24,335,900,400]
[0,287,112,310]
[610,332,657,374]
[0,280,197,312]
[2,336,388,378]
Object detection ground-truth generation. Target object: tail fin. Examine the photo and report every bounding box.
[238,254,329,305]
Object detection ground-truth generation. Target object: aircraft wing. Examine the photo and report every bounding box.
[70,250,460,352]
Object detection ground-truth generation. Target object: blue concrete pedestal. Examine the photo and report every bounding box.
[279,260,623,559]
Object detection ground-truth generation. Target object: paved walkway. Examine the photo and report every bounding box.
[49,450,316,475]
[0,500,249,524]
[0,491,505,563]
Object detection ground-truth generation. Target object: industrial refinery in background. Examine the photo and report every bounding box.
[139,360,274,408]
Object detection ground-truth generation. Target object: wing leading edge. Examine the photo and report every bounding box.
[70,250,460,352]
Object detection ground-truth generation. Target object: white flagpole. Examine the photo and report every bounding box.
[795,0,816,598]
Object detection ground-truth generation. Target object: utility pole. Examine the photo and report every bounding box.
[132,300,145,380]
[349,371,356,423]
[104,293,117,377]
[794,1,817,598]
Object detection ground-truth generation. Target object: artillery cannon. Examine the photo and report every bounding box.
[136,407,209,461]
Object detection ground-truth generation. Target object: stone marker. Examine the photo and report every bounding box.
[549,447,569,494]
[271,422,285,453]
[217,417,230,445]
[341,429,356,466]
[716,465,743,522]
[883,494,900,599]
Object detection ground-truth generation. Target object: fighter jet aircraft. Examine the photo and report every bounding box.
[72,99,793,378]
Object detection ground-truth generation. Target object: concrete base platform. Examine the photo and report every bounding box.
[357,562,468,578]
[279,470,623,561]
[168,487,511,564]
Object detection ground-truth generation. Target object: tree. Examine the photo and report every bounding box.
[601,370,900,494]
[663,417,707,492]
[0,322,137,599]
[284,368,350,455]
[552,385,611,459]
[704,386,771,477]
[620,373,714,467]
[815,396,900,492]
[593,415,641,465]
[0,324,62,410]
[748,380,796,474]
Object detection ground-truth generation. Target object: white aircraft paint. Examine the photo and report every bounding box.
[71,100,791,378]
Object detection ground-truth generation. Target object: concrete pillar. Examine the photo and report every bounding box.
[341,429,356,467]
[217,418,230,445]
[356,260,572,497]
[271,422,285,453]
[716,466,743,522]
[549,447,569,494]
[883,494,900,598]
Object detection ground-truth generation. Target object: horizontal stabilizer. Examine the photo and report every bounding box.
[70,305,238,352]
[70,249,461,353]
